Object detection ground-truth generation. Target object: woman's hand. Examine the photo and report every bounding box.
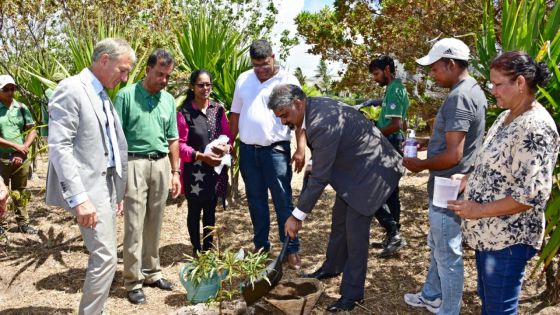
[450,173,469,194]
[211,144,230,157]
[199,151,222,167]
[447,199,484,219]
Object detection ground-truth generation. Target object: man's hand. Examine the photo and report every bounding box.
[170,173,181,198]
[402,157,425,173]
[75,200,97,229]
[417,138,430,151]
[285,215,302,239]
[291,150,305,173]
[13,143,29,155]
[115,201,124,216]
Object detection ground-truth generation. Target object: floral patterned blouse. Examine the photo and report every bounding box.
[462,106,559,251]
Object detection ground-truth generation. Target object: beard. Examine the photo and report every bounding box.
[287,124,295,130]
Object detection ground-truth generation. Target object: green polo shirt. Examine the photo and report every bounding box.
[0,100,35,154]
[376,78,410,136]
[114,81,178,154]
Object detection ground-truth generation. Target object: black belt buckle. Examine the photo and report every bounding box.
[129,152,166,160]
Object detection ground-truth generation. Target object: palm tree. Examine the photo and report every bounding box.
[294,67,307,86]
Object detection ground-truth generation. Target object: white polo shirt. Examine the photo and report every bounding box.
[231,68,300,146]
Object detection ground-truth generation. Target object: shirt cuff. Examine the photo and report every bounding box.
[66,192,89,209]
[292,207,307,221]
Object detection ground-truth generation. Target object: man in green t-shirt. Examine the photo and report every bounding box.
[368,55,410,257]
[114,49,180,305]
[0,75,38,236]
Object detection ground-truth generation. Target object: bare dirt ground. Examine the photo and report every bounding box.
[0,149,552,314]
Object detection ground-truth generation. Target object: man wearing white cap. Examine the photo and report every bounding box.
[402,38,487,314]
[0,74,38,237]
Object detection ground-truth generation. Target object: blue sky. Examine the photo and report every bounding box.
[303,0,333,12]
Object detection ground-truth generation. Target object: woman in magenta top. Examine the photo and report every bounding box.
[176,69,232,255]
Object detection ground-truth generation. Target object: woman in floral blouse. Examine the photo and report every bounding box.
[448,51,559,314]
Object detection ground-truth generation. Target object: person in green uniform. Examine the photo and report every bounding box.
[368,55,410,257]
[0,74,38,236]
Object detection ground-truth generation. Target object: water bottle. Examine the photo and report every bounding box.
[403,129,418,158]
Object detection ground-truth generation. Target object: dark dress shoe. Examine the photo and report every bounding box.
[326,297,364,313]
[145,278,174,291]
[302,267,340,280]
[377,234,407,258]
[127,289,146,304]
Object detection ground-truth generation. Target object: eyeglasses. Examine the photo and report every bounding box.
[195,83,212,88]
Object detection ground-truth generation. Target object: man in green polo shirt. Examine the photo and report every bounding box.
[368,55,410,257]
[0,74,38,236]
[114,49,180,305]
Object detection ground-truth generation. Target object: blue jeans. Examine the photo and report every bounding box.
[239,142,299,254]
[421,200,464,315]
[476,244,537,315]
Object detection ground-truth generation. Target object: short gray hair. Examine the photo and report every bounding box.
[91,38,136,64]
[268,84,307,111]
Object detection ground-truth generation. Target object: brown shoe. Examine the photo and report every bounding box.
[287,253,301,270]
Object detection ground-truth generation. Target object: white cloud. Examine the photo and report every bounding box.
[270,0,343,82]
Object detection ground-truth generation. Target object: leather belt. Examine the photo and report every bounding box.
[241,141,290,149]
[128,152,167,161]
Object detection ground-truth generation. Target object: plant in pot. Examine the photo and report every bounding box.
[179,226,270,305]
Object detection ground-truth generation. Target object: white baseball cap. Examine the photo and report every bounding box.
[416,38,470,66]
[0,75,16,90]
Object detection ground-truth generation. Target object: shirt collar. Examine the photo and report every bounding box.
[83,68,104,96]
[137,80,161,99]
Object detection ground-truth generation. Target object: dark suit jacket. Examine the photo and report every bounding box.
[297,97,404,216]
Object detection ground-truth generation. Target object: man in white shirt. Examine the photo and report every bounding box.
[229,39,306,269]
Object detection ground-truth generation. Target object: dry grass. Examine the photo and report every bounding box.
[0,152,550,314]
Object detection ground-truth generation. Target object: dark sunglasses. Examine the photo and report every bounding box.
[195,83,212,88]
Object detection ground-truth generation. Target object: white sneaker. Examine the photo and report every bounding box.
[404,292,441,314]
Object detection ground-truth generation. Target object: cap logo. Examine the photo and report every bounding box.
[443,48,454,55]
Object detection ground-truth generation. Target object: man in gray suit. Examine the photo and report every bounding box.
[268,84,404,312]
[46,38,136,315]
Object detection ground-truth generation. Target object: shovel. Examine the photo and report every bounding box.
[241,238,290,305]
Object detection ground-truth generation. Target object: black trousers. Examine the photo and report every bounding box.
[374,134,403,233]
[322,195,373,300]
[187,196,217,253]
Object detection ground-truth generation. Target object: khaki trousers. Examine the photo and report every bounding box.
[123,156,170,291]
[0,158,30,228]
[78,167,117,315]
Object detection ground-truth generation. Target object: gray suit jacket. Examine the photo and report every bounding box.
[297,97,404,216]
[45,68,128,213]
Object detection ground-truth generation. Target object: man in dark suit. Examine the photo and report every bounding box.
[268,84,404,312]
